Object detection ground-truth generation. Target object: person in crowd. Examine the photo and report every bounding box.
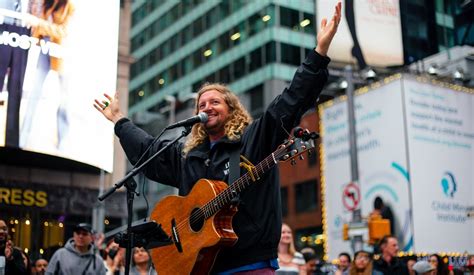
[93,2,341,274]
[300,247,319,275]
[130,247,156,275]
[373,235,408,275]
[429,254,453,275]
[465,255,474,274]
[335,252,351,275]
[277,223,306,274]
[103,240,125,275]
[413,260,436,275]
[0,219,26,274]
[406,257,417,275]
[348,250,382,275]
[45,222,106,275]
[19,249,33,275]
[34,258,48,275]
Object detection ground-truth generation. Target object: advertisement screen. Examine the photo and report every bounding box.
[317,0,404,67]
[0,0,119,172]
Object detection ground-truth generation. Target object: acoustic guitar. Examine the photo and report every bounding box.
[149,132,316,274]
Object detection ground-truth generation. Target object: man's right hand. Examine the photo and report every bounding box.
[93,92,125,124]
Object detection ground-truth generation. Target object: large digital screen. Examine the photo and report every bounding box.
[0,0,119,172]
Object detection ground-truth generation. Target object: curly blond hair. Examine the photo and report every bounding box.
[183,83,252,155]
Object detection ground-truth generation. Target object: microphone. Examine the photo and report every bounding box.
[165,112,208,130]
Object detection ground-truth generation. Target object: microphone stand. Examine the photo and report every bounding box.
[98,126,192,275]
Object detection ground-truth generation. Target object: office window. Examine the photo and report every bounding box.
[182,0,194,14]
[249,13,264,36]
[218,31,231,53]
[193,48,203,69]
[233,56,246,80]
[193,17,204,37]
[249,84,264,118]
[170,33,181,52]
[281,43,301,66]
[295,180,318,213]
[302,12,314,34]
[265,42,276,64]
[249,47,262,73]
[219,1,231,18]
[219,65,231,83]
[280,6,299,30]
[162,40,171,57]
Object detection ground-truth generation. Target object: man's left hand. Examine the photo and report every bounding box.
[316,1,342,56]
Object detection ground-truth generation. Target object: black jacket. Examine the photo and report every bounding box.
[373,257,409,275]
[115,50,329,272]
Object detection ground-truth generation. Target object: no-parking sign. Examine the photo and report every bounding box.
[342,182,361,211]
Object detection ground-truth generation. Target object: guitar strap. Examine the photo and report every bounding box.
[229,145,241,206]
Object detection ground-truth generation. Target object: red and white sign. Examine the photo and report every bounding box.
[342,182,361,211]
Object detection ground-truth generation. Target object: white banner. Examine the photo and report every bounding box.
[404,78,474,253]
[321,75,474,259]
[320,77,412,259]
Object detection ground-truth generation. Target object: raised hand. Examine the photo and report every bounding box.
[316,1,342,56]
[93,92,125,124]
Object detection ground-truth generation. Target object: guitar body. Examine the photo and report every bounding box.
[149,179,238,275]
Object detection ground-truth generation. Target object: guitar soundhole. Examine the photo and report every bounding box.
[189,208,205,232]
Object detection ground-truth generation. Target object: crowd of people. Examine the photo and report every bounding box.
[275,224,474,275]
[2,218,474,275]
[0,219,156,275]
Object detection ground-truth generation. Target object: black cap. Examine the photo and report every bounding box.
[73,223,93,234]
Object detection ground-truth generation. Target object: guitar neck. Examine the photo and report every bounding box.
[201,149,284,219]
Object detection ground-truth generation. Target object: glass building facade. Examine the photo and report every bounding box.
[129,0,316,121]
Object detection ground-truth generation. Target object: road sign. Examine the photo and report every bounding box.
[342,182,360,211]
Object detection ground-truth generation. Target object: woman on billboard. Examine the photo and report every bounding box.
[20,0,74,150]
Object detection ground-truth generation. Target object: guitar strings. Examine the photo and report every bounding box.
[174,151,280,233]
[173,144,293,233]
[174,143,296,233]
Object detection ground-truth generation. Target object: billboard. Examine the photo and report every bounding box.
[0,0,119,171]
[404,78,474,252]
[317,0,404,68]
[320,75,474,259]
[320,76,412,259]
